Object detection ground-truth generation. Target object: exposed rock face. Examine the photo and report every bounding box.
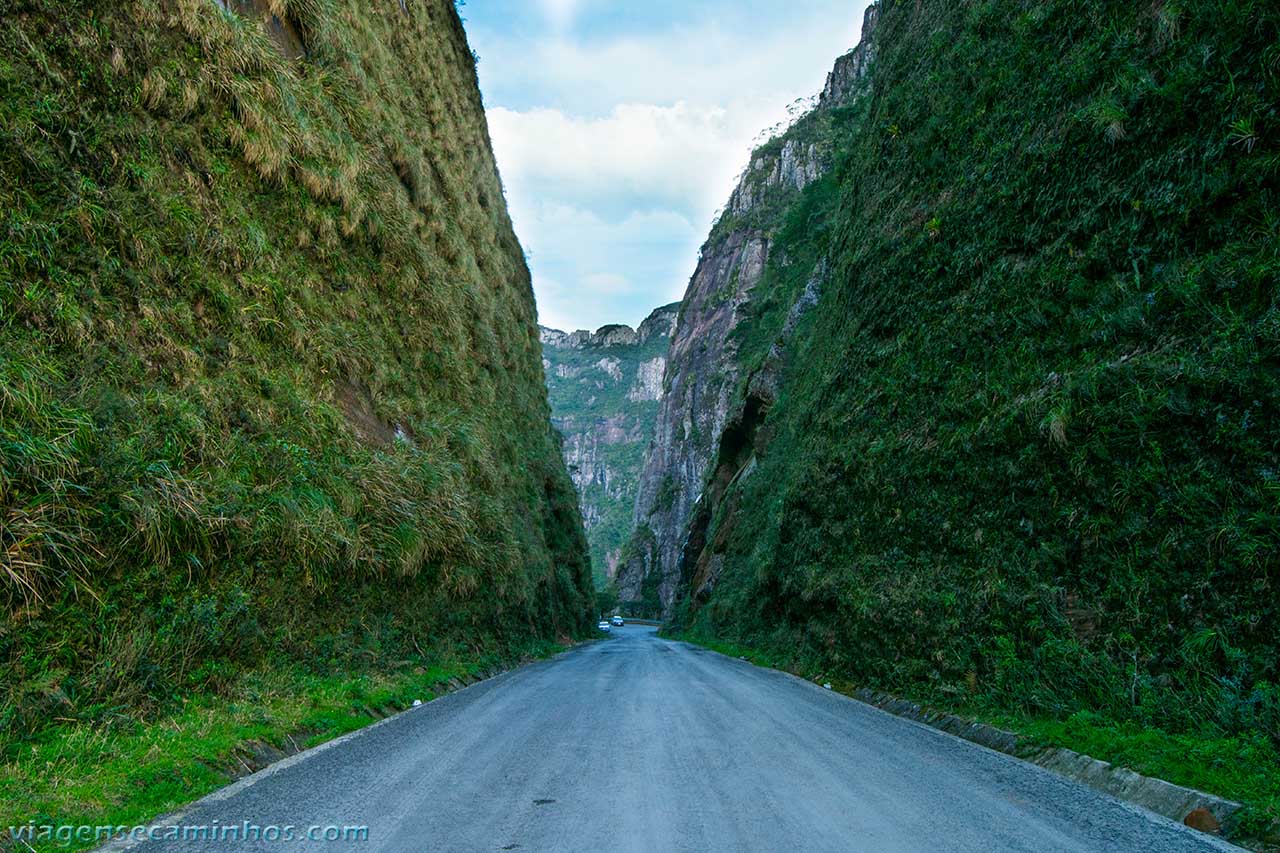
[594,325,641,347]
[596,357,623,381]
[684,261,827,607]
[627,358,666,402]
[616,7,880,618]
[618,231,770,614]
[728,143,826,216]
[541,304,680,583]
[821,4,879,106]
[638,306,679,343]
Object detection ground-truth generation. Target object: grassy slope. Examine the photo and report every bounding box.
[0,0,590,799]
[679,0,1278,829]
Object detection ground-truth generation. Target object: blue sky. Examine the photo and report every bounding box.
[460,1,872,332]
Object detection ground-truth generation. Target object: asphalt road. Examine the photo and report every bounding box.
[129,626,1234,852]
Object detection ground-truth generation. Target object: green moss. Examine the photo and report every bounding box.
[997,711,1280,835]
[652,475,678,514]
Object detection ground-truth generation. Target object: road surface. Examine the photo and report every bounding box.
[130,626,1234,852]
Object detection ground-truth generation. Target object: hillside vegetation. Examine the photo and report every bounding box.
[0,0,591,754]
[664,0,1278,825]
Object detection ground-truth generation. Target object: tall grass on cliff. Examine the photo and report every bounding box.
[680,0,1279,761]
[1,0,591,746]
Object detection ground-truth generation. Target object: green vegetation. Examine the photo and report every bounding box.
[0,0,590,820]
[594,582,619,617]
[1000,712,1280,838]
[670,0,1279,828]
[652,475,678,514]
[1,635,572,853]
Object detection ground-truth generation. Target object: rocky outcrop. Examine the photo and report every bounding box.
[820,4,879,107]
[616,6,880,618]
[627,358,666,402]
[541,304,680,583]
[638,307,679,343]
[728,143,825,216]
[617,231,769,614]
[683,261,827,607]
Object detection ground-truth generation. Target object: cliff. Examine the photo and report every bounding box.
[616,5,880,616]
[0,0,591,739]
[633,0,1280,776]
[541,304,679,584]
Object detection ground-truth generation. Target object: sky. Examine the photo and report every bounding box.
[460,0,872,333]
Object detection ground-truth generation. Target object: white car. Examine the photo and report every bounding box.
[597,620,611,632]
[611,616,624,627]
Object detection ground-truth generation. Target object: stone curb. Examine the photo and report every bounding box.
[851,688,1248,843]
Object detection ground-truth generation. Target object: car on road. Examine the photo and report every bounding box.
[611,616,624,627]
[597,620,611,632]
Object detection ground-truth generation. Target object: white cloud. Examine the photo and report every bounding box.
[488,94,806,330]
[581,272,633,295]
[465,1,874,330]
[472,7,863,117]
[539,0,581,30]
[488,100,778,225]
[507,201,697,333]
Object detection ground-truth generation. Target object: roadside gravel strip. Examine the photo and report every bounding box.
[109,627,1238,852]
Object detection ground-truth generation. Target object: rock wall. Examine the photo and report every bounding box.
[616,7,881,617]
[820,4,879,107]
[652,0,1280,762]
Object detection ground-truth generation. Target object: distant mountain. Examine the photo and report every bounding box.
[541,304,679,585]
